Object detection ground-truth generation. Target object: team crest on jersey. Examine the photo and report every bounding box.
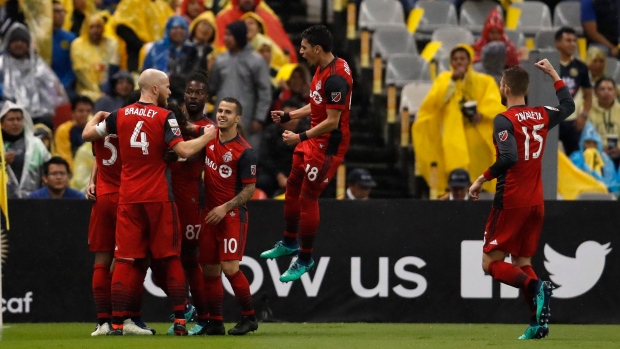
[219,165,232,178]
[331,92,341,103]
[222,151,233,163]
[251,165,256,175]
[498,130,508,142]
[172,127,181,136]
[316,80,322,90]
[311,91,323,104]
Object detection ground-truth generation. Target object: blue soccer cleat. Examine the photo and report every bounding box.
[279,258,314,282]
[260,240,300,259]
[518,325,549,340]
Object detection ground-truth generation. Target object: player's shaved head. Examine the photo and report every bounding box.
[138,69,168,91]
[138,69,170,107]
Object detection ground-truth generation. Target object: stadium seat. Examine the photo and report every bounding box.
[509,1,552,37]
[505,29,525,48]
[431,27,475,59]
[385,54,432,87]
[553,1,583,36]
[534,29,556,50]
[414,0,458,39]
[372,27,418,61]
[576,192,617,201]
[459,0,502,35]
[399,81,433,120]
[605,57,620,84]
[359,0,406,31]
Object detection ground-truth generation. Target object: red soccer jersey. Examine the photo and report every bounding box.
[93,135,121,196]
[494,105,551,208]
[308,57,353,156]
[204,131,257,210]
[102,102,183,204]
[171,117,215,206]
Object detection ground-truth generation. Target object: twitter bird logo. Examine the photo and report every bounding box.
[544,241,612,299]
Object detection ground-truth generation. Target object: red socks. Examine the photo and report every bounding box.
[283,169,303,245]
[92,264,111,322]
[520,264,538,317]
[182,257,209,321]
[164,256,187,319]
[298,194,320,261]
[488,260,534,289]
[110,259,133,328]
[226,270,254,316]
[204,274,223,321]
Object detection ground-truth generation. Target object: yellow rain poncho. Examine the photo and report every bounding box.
[412,45,505,193]
[70,13,120,101]
[112,0,173,44]
[241,12,288,70]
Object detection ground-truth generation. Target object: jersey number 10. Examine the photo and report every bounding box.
[522,124,544,161]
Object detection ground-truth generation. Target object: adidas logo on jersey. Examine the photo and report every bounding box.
[490,239,498,245]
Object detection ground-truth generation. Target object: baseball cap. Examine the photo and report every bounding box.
[448,168,470,188]
[347,168,377,188]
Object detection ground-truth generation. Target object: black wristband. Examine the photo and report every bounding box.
[281,112,291,123]
[299,131,309,141]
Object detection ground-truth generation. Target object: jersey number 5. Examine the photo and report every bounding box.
[522,124,544,160]
[131,121,150,155]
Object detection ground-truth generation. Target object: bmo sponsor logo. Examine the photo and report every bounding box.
[205,156,217,170]
[145,256,428,298]
[2,291,33,314]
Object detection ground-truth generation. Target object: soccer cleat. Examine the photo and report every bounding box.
[518,325,549,340]
[260,240,300,259]
[187,321,208,336]
[227,316,259,336]
[279,258,315,283]
[91,322,110,336]
[122,318,154,335]
[204,320,226,336]
[167,303,197,335]
[533,280,554,327]
[173,321,188,336]
[106,327,123,336]
[131,317,156,335]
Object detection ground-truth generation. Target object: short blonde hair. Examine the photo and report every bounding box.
[585,46,606,66]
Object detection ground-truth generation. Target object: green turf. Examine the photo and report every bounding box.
[1,323,619,349]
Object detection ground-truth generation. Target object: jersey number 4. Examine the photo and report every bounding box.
[131,121,150,155]
[522,124,544,160]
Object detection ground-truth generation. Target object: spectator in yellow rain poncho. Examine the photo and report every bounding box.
[412,44,506,194]
[70,13,120,102]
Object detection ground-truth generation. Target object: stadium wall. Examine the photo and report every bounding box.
[3,200,619,324]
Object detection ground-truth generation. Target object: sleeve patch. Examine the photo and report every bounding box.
[331,92,342,103]
[498,130,508,142]
[251,165,256,175]
[168,119,179,127]
[544,106,559,112]
[172,127,181,136]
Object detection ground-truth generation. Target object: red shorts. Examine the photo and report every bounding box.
[176,200,204,256]
[88,192,119,252]
[291,142,344,198]
[115,202,182,259]
[483,205,545,257]
[199,207,248,265]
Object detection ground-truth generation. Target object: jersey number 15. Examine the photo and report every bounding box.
[522,124,544,161]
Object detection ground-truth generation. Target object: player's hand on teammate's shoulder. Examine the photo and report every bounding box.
[163,149,178,163]
[205,205,227,225]
[282,130,301,146]
[202,124,216,139]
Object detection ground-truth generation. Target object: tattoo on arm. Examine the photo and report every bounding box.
[224,183,255,211]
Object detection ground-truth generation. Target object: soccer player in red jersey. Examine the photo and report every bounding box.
[82,69,216,336]
[469,60,575,340]
[168,72,215,335]
[260,25,353,282]
[200,98,258,335]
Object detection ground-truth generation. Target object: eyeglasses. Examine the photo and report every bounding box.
[48,171,68,177]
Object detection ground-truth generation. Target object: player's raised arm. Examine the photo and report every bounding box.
[272,103,311,124]
[82,111,111,141]
[535,59,576,128]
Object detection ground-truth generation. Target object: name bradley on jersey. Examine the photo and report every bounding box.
[124,107,158,118]
[516,111,542,123]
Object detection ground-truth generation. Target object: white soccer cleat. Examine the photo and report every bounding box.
[122,319,154,335]
[91,322,111,336]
